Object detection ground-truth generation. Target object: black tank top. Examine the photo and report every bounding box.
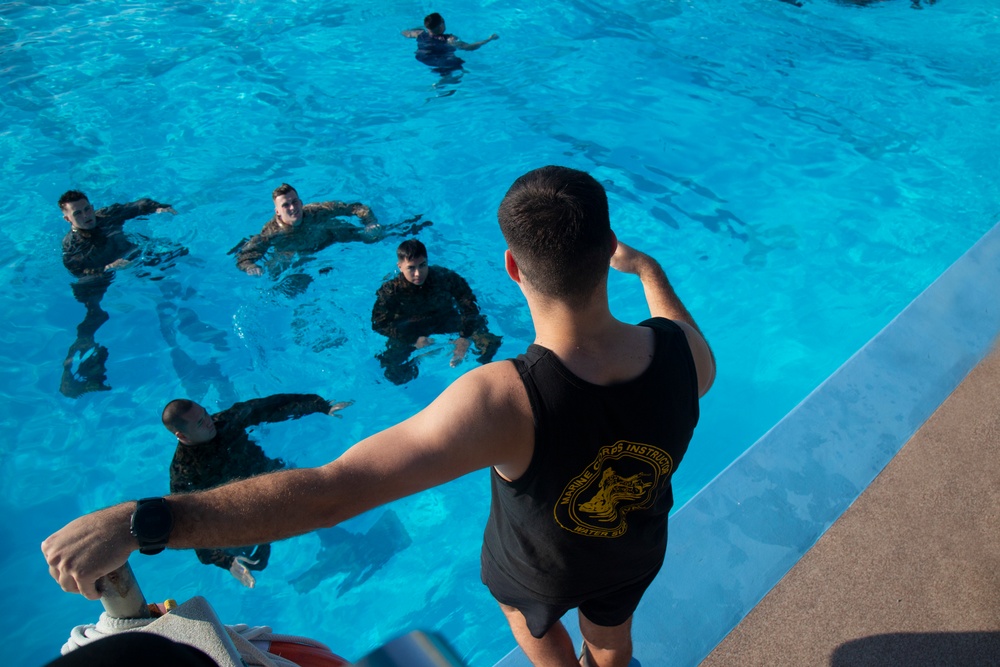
[481,318,700,600]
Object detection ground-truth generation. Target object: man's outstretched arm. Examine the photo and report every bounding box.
[222,394,348,430]
[42,362,532,600]
[451,34,499,51]
[99,199,176,227]
[611,240,716,396]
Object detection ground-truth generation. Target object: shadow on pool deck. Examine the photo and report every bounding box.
[700,343,1000,667]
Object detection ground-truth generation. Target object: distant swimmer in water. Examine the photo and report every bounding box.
[58,190,184,398]
[235,183,431,286]
[372,239,502,384]
[163,394,353,588]
[402,12,499,78]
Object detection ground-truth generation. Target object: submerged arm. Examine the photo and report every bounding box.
[314,201,380,237]
[235,232,272,274]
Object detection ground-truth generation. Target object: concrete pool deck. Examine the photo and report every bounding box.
[493,220,1000,667]
[700,342,1000,666]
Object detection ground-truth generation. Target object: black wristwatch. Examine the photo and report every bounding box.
[130,497,174,555]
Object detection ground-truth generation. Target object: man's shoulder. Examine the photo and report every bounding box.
[169,442,194,469]
[94,202,133,225]
[637,317,689,357]
[62,229,97,254]
[303,201,335,210]
[637,316,679,333]
[376,274,406,295]
[408,360,529,458]
[432,266,465,283]
[258,218,281,235]
[303,201,347,217]
[452,360,524,405]
[430,360,533,471]
[638,317,712,395]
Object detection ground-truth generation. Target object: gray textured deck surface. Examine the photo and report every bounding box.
[700,344,1000,667]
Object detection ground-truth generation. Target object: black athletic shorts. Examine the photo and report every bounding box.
[481,551,662,639]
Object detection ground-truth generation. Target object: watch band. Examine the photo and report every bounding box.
[130,497,174,555]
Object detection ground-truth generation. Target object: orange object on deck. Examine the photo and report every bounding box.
[266,639,350,666]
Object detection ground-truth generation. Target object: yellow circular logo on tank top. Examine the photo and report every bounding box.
[554,440,674,538]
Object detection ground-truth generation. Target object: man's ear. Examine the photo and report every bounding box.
[609,230,619,259]
[505,249,521,283]
[175,431,191,445]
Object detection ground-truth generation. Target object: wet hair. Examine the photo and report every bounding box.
[424,13,445,31]
[396,239,428,262]
[58,190,89,209]
[162,399,198,434]
[272,183,298,201]
[497,166,613,304]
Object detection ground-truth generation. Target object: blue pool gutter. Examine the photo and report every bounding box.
[493,219,1000,667]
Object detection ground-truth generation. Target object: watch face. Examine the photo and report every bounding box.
[134,499,172,542]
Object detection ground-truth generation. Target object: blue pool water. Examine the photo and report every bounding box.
[1,1,998,665]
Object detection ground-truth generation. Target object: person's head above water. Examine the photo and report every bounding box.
[59,190,96,231]
[396,238,429,286]
[498,165,615,306]
[271,183,304,228]
[423,12,446,35]
[162,399,218,445]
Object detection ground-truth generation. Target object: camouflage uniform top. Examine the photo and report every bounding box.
[61,199,169,278]
[235,201,378,272]
[169,394,329,494]
[371,266,488,345]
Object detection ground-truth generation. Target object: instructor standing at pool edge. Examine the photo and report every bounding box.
[43,166,715,667]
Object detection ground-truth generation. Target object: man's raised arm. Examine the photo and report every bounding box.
[42,362,531,600]
[611,239,716,396]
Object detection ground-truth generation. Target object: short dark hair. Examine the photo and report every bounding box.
[424,13,444,31]
[397,239,427,262]
[58,190,89,209]
[497,166,613,303]
[162,399,197,433]
[272,183,298,201]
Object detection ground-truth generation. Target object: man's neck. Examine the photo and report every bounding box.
[526,285,655,385]
[528,288,620,351]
